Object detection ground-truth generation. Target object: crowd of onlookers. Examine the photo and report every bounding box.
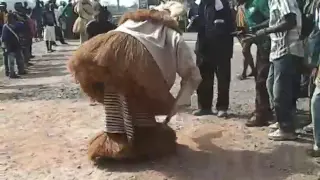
[0,0,113,79]
[187,0,320,157]
[0,0,75,78]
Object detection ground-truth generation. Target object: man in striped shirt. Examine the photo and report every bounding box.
[307,0,320,157]
[244,0,304,140]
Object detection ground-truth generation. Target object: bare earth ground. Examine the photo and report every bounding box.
[1,40,320,180]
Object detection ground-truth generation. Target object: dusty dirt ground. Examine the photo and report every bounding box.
[1,40,320,180]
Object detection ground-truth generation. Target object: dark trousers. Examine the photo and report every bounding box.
[55,26,66,44]
[21,46,30,65]
[197,56,231,111]
[255,45,272,117]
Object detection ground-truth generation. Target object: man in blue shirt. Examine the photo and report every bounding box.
[1,13,26,78]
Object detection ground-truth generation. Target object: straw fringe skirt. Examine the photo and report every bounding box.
[68,31,177,161]
[68,31,175,115]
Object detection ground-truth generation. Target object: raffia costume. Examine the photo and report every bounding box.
[68,6,202,161]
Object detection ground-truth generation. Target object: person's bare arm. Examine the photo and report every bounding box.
[250,19,269,32]
[264,13,297,34]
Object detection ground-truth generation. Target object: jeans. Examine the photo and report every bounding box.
[311,86,320,150]
[3,49,8,74]
[7,51,25,75]
[267,54,302,133]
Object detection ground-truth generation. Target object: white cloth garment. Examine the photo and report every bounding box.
[114,19,202,107]
[44,26,56,41]
[215,0,224,11]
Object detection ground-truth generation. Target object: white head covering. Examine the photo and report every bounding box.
[152,1,186,18]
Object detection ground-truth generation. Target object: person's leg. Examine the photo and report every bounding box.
[51,26,56,50]
[3,49,9,76]
[7,52,19,78]
[22,47,30,67]
[215,56,231,117]
[26,41,33,65]
[246,44,272,127]
[194,60,215,116]
[304,69,317,132]
[15,50,26,75]
[80,31,88,44]
[28,37,35,59]
[238,40,254,80]
[45,41,50,51]
[307,86,320,157]
[268,55,300,141]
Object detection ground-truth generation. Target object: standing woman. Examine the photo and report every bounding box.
[73,0,94,44]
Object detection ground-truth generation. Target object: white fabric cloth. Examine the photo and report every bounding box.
[215,0,224,11]
[114,19,202,106]
[57,6,64,19]
[44,26,56,41]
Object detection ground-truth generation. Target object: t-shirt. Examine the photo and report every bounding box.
[244,0,269,27]
[268,0,304,61]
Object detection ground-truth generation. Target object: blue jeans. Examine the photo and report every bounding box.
[267,54,301,133]
[311,86,320,149]
[8,51,25,75]
[3,48,8,74]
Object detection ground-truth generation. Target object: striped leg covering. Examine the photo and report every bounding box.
[104,91,157,142]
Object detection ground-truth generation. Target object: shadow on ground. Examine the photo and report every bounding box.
[95,132,319,180]
[21,63,69,79]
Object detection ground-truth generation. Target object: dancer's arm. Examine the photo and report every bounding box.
[175,37,202,106]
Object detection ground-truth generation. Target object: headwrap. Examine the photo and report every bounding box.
[152,1,186,19]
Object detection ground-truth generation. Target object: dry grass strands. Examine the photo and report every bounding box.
[68,31,175,115]
[118,9,182,34]
[88,123,177,162]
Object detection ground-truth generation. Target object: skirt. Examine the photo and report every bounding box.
[87,89,177,161]
[44,25,56,41]
[68,31,175,115]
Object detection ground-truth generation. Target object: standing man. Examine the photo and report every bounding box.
[31,0,44,40]
[193,0,235,117]
[245,0,304,140]
[235,0,273,127]
[14,2,33,67]
[306,0,320,157]
[43,3,57,53]
[0,2,9,77]
[61,0,74,39]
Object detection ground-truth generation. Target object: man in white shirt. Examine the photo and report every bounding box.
[244,0,304,140]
